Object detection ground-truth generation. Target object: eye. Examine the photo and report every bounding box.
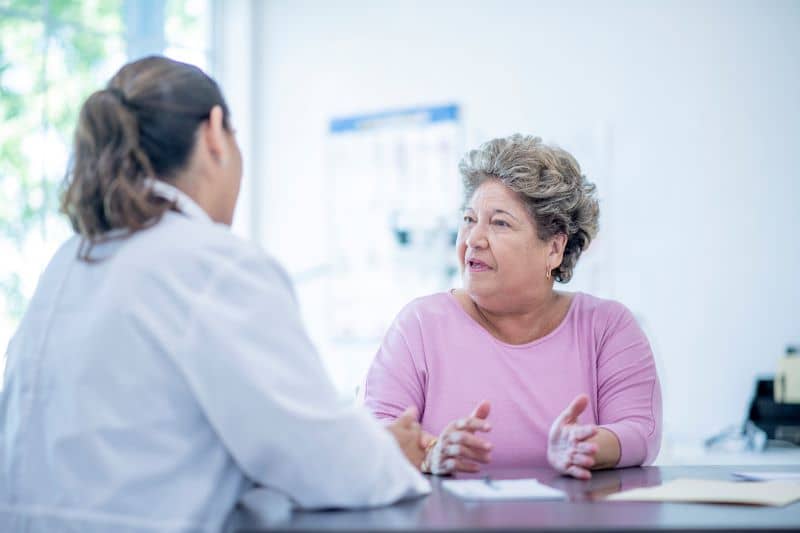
[492,219,510,227]
[463,214,476,224]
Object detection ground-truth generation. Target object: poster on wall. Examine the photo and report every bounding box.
[306,104,464,393]
[326,104,463,343]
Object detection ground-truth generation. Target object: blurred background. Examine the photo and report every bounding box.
[1,0,799,464]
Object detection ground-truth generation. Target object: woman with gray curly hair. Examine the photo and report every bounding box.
[365,134,662,479]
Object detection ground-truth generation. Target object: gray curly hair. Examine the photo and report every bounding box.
[458,134,599,283]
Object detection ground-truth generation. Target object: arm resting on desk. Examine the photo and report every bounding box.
[589,428,621,470]
[173,251,430,508]
[596,303,663,467]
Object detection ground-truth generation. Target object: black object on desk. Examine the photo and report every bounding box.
[749,378,800,444]
[228,465,800,532]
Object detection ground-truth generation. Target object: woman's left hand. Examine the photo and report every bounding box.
[422,400,492,475]
[546,394,599,480]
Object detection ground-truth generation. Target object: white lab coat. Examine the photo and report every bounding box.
[0,182,429,532]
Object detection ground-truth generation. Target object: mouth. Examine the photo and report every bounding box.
[466,258,492,272]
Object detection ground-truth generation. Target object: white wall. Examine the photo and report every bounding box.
[250,0,800,445]
[212,0,256,240]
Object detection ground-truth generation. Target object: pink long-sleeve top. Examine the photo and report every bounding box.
[364,291,662,468]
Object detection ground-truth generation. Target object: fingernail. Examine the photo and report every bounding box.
[446,444,460,455]
[444,459,456,471]
[456,419,467,429]
[449,432,463,443]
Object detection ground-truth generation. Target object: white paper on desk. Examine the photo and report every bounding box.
[605,478,800,506]
[732,471,800,482]
[442,479,565,501]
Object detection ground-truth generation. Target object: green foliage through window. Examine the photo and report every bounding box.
[0,0,210,349]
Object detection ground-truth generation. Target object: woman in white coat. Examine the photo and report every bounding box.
[0,56,430,532]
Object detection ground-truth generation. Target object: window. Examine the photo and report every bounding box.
[0,0,212,364]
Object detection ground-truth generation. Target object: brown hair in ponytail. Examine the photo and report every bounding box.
[61,55,231,260]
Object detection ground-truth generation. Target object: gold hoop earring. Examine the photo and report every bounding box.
[546,266,552,281]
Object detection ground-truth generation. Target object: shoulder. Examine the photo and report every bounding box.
[114,212,292,299]
[135,211,254,261]
[575,293,646,351]
[381,292,462,347]
[392,292,458,327]
[376,293,465,372]
[571,292,642,345]
[572,292,633,322]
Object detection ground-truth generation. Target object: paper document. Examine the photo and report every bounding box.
[605,478,800,506]
[732,471,800,482]
[442,478,565,501]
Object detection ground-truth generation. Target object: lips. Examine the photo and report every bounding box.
[466,258,492,272]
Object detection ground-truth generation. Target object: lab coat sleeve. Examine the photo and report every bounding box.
[170,249,430,509]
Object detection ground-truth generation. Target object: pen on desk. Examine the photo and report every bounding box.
[483,475,499,490]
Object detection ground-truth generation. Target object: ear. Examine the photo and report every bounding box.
[547,233,567,268]
[201,105,228,166]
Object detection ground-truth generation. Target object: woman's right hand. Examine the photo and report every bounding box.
[423,400,493,474]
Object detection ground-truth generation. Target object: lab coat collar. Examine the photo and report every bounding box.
[147,179,214,224]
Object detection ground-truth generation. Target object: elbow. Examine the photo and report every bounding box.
[604,419,661,468]
[642,419,663,466]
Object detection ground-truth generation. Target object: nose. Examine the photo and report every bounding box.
[465,220,489,250]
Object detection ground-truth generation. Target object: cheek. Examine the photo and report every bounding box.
[497,239,539,274]
[231,153,243,195]
[233,154,242,182]
[518,246,546,275]
[455,232,467,265]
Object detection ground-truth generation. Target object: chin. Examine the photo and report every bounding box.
[463,279,493,297]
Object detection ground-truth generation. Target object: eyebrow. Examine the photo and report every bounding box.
[464,207,521,222]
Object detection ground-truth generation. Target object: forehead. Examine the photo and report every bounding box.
[466,180,526,213]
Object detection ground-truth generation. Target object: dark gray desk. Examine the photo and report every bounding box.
[230,465,800,532]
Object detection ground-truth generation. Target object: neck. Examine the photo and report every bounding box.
[467,290,569,345]
[172,172,222,224]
